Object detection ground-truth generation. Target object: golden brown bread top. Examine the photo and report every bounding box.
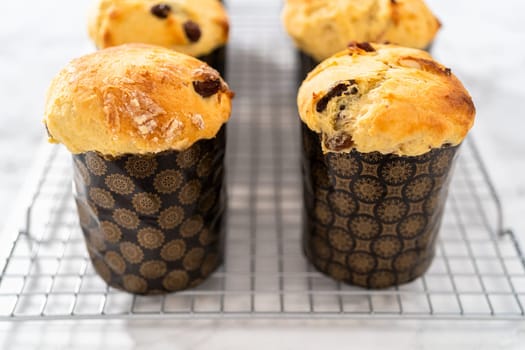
[297,43,475,156]
[282,0,440,62]
[44,44,233,156]
[88,0,229,57]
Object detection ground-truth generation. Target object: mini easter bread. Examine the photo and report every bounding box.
[89,0,229,57]
[298,43,475,156]
[282,0,440,62]
[44,44,233,156]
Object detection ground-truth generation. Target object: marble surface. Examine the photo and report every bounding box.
[0,320,524,350]
[1,0,525,348]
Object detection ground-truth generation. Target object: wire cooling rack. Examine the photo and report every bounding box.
[1,1,524,321]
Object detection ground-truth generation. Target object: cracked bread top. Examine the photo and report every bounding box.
[297,43,475,156]
[282,0,440,62]
[44,44,233,156]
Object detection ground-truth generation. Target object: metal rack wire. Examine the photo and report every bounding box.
[1,1,524,321]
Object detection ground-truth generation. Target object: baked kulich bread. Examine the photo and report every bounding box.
[88,0,229,73]
[298,43,475,156]
[89,0,228,56]
[45,43,233,157]
[44,44,233,295]
[298,43,476,289]
[282,0,440,63]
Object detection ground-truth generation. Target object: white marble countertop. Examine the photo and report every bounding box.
[1,0,525,348]
[0,319,524,349]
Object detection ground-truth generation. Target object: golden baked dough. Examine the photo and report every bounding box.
[44,44,233,156]
[282,0,440,62]
[297,43,475,156]
[89,0,229,57]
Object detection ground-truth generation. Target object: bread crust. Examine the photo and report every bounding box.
[89,0,229,57]
[44,44,233,156]
[282,0,440,61]
[297,43,475,156]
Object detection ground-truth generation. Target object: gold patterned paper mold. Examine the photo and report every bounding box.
[302,124,459,289]
[73,127,226,295]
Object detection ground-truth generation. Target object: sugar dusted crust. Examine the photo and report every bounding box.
[88,0,229,57]
[44,44,233,156]
[297,43,475,156]
[282,0,440,62]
